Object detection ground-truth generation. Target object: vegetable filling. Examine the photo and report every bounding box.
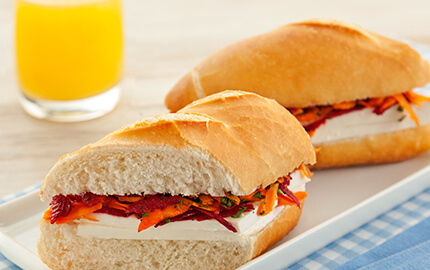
[43,166,310,233]
[287,90,430,136]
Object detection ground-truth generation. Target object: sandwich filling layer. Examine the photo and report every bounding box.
[75,170,309,241]
[288,90,430,144]
[76,202,285,242]
[43,167,311,241]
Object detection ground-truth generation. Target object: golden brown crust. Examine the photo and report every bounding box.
[178,91,316,190]
[166,73,201,112]
[312,123,430,169]
[165,19,430,112]
[251,201,303,258]
[40,91,315,199]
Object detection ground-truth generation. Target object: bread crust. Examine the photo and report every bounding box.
[40,91,315,200]
[312,123,430,169]
[166,72,201,112]
[165,19,430,112]
[178,91,315,191]
[37,202,303,270]
[251,201,303,258]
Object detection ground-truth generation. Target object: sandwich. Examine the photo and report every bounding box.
[165,19,430,169]
[37,91,316,270]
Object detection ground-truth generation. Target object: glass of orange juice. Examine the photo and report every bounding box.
[15,0,123,122]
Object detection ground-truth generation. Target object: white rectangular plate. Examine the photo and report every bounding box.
[0,152,429,270]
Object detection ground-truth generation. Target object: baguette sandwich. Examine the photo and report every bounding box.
[37,91,316,270]
[165,19,430,169]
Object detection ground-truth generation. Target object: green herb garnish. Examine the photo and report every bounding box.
[253,191,262,199]
[231,206,247,218]
[221,197,233,208]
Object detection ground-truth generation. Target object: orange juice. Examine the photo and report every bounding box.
[16,0,123,101]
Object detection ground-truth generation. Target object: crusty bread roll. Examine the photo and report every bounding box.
[40,91,315,200]
[38,91,316,270]
[164,19,430,169]
[165,19,430,112]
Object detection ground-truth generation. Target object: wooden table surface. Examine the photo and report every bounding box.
[1,0,430,197]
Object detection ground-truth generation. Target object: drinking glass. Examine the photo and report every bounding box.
[15,0,123,122]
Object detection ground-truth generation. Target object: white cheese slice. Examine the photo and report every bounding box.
[311,102,430,145]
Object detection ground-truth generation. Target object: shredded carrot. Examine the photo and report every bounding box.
[278,191,308,206]
[239,188,266,202]
[178,197,219,212]
[377,96,397,112]
[314,147,321,153]
[257,183,278,216]
[367,97,386,107]
[55,202,103,224]
[81,215,99,222]
[106,198,129,211]
[295,107,331,123]
[299,163,313,179]
[138,209,163,231]
[138,203,190,232]
[224,192,240,205]
[43,207,52,220]
[295,112,320,122]
[404,90,430,106]
[195,201,220,212]
[179,198,193,206]
[296,191,308,201]
[43,207,99,223]
[290,108,304,116]
[212,196,222,203]
[332,101,356,110]
[393,93,420,126]
[198,194,214,206]
[358,100,372,108]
